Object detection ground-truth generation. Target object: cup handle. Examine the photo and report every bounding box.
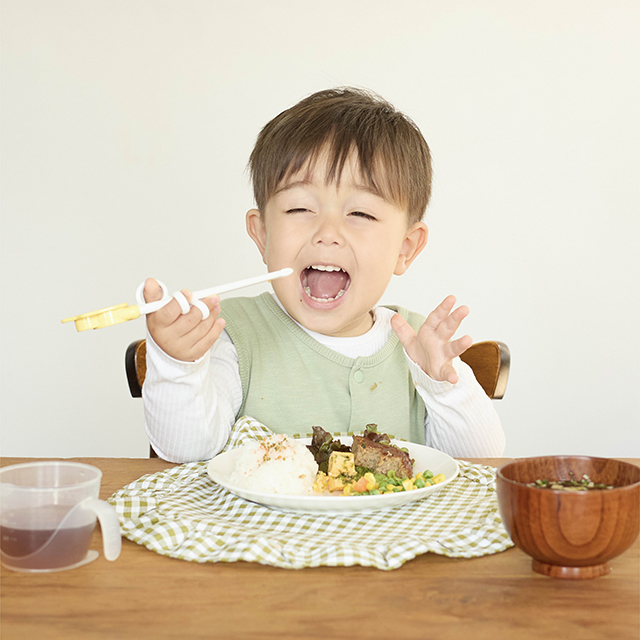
[82,498,122,561]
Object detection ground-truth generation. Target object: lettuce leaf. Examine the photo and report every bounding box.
[307,426,350,473]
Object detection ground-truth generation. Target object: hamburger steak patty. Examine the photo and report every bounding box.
[351,435,414,479]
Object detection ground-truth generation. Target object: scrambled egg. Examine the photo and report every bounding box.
[327,452,356,478]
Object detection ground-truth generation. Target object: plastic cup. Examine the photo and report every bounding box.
[0,462,122,572]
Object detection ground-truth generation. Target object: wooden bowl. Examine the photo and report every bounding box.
[496,456,640,579]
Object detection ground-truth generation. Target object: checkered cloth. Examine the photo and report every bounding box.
[109,417,513,570]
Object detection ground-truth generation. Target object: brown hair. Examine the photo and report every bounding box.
[248,87,432,224]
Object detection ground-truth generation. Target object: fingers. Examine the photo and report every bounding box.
[424,296,469,341]
[396,297,474,382]
[146,288,194,327]
[146,289,225,361]
[448,334,473,359]
[391,313,418,351]
[191,316,227,356]
[423,295,456,330]
[143,278,165,303]
[175,299,225,361]
[179,295,221,337]
[441,363,460,385]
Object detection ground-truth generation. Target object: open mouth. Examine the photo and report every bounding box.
[301,265,350,302]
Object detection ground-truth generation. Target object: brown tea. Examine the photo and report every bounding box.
[1,506,95,570]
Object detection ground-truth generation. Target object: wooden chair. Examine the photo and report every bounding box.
[126,338,510,457]
[125,340,156,457]
[459,340,510,400]
[125,339,147,399]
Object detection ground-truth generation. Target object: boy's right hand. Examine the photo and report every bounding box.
[143,278,226,362]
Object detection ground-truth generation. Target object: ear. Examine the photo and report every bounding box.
[246,209,268,264]
[394,222,428,275]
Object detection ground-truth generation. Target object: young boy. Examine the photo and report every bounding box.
[142,87,505,462]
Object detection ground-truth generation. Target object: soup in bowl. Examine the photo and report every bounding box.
[496,456,640,579]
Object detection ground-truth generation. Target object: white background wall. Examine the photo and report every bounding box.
[2,0,638,459]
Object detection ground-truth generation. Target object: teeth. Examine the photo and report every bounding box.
[309,264,344,272]
[304,287,346,302]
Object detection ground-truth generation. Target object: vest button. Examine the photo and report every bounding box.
[353,369,364,383]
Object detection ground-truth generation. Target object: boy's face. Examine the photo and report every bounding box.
[246,152,428,337]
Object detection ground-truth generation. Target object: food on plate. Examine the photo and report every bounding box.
[529,474,614,491]
[313,450,445,495]
[227,426,446,497]
[307,426,351,473]
[307,426,445,496]
[229,434,318,495]
[322,451,357,492]
[352,432,413,479]
[327,451,356,478]
[309,424,414,478]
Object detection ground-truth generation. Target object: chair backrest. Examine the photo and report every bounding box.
[126,339,510,400]
[125,339,155,456]
[125,339,146,398]
[459,341,510,400]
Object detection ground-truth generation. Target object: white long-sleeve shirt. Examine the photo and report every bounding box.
[143,300,505,462]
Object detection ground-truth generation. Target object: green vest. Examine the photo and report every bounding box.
[220,293,427,443]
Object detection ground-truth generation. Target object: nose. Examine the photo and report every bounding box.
[312,213,345,246]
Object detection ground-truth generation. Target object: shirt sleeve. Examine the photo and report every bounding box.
[405,355,506,457]
[142,330,243,462]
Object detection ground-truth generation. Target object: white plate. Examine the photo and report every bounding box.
[207,437,459,514]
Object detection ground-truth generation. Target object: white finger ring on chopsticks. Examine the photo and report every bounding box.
[136,282,195,316]
[190,299,210,320]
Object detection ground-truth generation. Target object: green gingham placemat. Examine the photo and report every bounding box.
[109,417,513,570]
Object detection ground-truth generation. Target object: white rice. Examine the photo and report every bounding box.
[229,434,319,495]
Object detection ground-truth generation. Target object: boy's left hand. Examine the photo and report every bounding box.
[391,295,473,384]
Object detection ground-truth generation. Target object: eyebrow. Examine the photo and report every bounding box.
[274,179,385,199]
[274,180,312,195]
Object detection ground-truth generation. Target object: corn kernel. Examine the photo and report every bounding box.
[312,471,329,493]
[363,472,377,490]
[432,473,446,484]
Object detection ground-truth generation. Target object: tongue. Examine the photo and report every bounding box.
[305,269,349,299]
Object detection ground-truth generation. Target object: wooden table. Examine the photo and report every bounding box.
[2,457,639,640]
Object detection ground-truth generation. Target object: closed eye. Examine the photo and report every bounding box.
[349,211,377,221]
[286,208,310,214]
